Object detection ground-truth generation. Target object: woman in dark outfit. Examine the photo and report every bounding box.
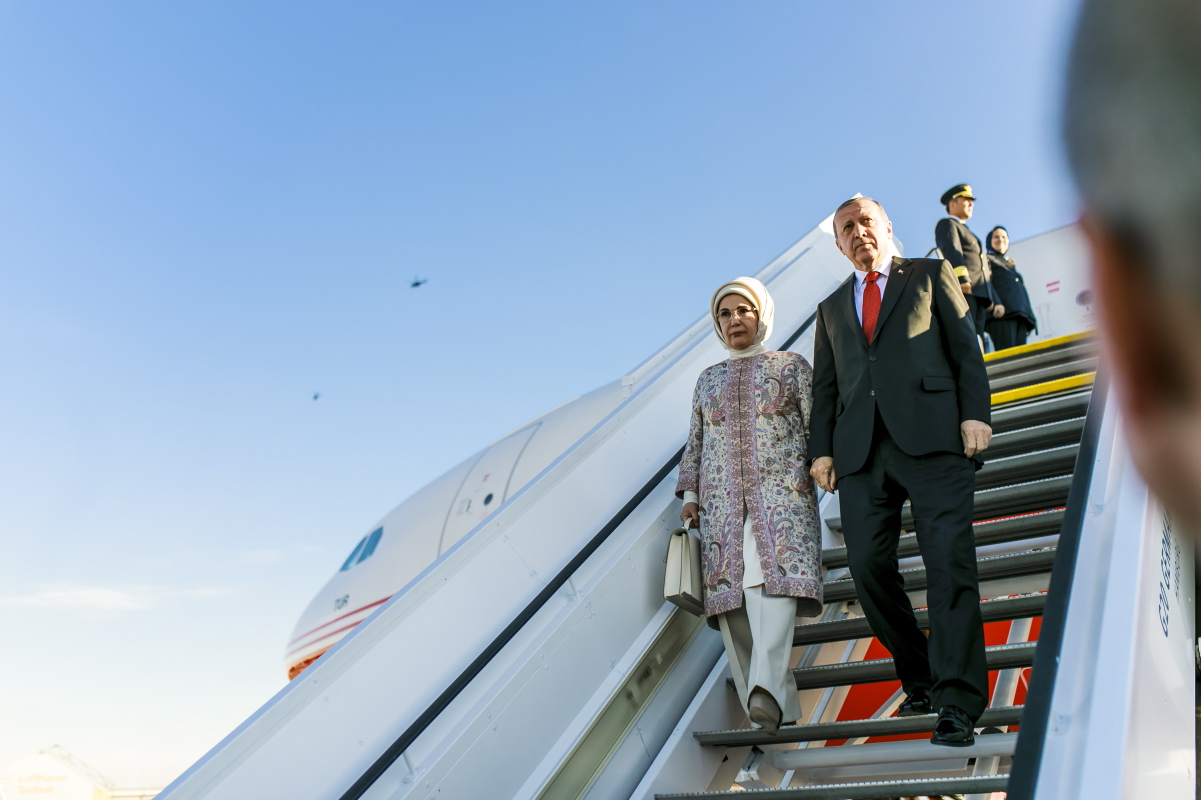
[985,226,1038,351]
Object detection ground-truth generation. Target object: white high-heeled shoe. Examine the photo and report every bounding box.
[748,687,781,735]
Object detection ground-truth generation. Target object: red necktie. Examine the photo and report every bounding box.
[862,270,881,344]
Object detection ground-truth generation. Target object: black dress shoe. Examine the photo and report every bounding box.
[931,705,975,747]
[897,687,932,717]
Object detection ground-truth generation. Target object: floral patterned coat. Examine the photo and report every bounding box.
[676,351,823,623]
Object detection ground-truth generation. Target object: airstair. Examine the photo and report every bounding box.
[156,220,1193,800]
[648,332,1097,799]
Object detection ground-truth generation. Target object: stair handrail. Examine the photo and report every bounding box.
[1005,373,1110,797]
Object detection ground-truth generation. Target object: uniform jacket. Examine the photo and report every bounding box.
[935,217,995,304]
[986,253,1038,332]
[810,257,992,477]
[676,351,823,622]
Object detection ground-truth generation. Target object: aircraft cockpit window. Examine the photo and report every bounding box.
[340,537,367,571]
[357,527,384,563]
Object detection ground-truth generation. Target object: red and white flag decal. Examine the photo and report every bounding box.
[1046,280,1060,294]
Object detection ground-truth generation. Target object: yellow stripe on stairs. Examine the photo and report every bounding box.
[982,330,1096,363]
[991,372,1096,406]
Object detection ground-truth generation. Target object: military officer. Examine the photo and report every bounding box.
[934,184,1000,341]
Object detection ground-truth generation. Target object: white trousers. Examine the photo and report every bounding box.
[717,512,800,726]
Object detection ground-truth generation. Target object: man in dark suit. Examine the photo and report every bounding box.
[809,197,993,746]
[934,184,999,340]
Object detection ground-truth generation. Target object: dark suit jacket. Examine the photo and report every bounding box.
[935,217,993,304]
[986,253,1037,331]
[810,257,992,477]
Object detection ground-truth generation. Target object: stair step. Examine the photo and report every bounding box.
[975,444,1078,490]
[771,730,1017,770]
[790,642,1036,691]
[694,705,1024,747]
[822,508,1064,568]
[992,372,1095,408]
[988,356,1098,394]
[655,773,1009,799]
[968,475,1073,520]
[794,593,1045,647]
[984,338,1100,379]
[986,337,1096,380]
[825,476,1072,534]
[990,390,1090,433]
[822,549,1057,603]
[987,416,1085,459]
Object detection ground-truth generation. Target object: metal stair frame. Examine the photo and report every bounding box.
[1007,380,1198,799]
[638,336,1133,797]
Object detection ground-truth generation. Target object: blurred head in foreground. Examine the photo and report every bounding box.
[1064,0,1201,531]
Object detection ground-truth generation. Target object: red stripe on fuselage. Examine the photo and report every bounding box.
[288,595,392,648]
[286,619,369,658]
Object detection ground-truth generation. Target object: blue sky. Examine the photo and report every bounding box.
[0,0,1081,788]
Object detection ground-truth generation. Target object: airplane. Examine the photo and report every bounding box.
[160,211,1193,800]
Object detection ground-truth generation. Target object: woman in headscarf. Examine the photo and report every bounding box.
[675,277,823,735]
[984,226,1039,351]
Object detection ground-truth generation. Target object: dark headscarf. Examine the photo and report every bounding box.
[985,225,1009,255]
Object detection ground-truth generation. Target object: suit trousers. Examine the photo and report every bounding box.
[718,585,802,726]
[837,422,989,720]
[986,317,1029,351]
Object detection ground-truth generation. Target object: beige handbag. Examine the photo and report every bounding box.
[663,524,705,616]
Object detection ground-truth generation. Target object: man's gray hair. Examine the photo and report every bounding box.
[1064,0,1201,297]
[833,196,887,221]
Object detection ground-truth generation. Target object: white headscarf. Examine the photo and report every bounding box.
[710,276,775,352]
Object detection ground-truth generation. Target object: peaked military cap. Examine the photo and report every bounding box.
[940,183,976,206]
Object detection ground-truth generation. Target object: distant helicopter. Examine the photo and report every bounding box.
[411,277,428,288]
